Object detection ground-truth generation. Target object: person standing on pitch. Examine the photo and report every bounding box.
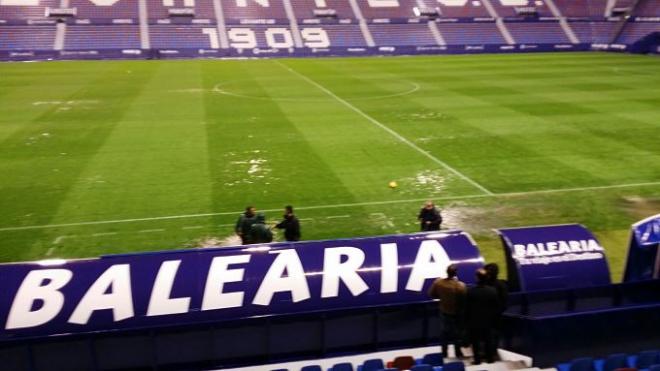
[428,264,466,359]
[248,214,273,244]
[465,268,499,365]
[418,200,442,231]
[235,206,257,245]
[274,205,301,242]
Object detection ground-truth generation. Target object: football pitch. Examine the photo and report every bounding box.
[1,52,659,280]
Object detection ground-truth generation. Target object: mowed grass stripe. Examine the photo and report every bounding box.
[0,61,156,261]
[316,54,659,192]
[200,60,378,235]
[35,61,215,259]
[273,59,493,196]
[291,56,602,192]
[0,53,657,268]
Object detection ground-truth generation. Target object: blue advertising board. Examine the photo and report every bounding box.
[623,214,660,282]
[497,224,611,292]
[0,231,483,341]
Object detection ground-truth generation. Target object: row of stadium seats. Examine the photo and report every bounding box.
[0,0,658,22]
[277,352,466,371]
[557,350,660,371]
[0,21,653,51]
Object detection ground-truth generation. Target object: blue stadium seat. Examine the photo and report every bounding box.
[648,364,660,371]
[559,357,596,371]
[301,366,323,371]
[332,362,354,371]
[411,365,433,371]
[442,361,466,371]
[421,353,444,367]
[634,351,660,369]
[359,359,385,371]
[596,353,628,371]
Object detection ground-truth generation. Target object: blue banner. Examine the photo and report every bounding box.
[497,224,611,292]
[0,231,483,341]
[623,214,660,282]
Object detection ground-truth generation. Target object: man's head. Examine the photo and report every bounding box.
[476,268,489,285]
[446,264,458,279]
[424,200,434,210]
[285,205,294,215]
[484,263,499,281]
[245,206,256,217]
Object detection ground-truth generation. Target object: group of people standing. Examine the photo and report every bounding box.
[235,199,445,245]
[428,263,508,365]
[235,205,301,245]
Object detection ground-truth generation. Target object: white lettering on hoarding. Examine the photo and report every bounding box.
[68,264,134,325]
[3,239,456,330]
[147,260,191,316]
[6,269,72,330]
[201,255,251,310]
[321,247,369,298]
[253,249,310,305]
[405,240,451,291]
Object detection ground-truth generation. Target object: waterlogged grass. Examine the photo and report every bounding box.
[0,52,659,281]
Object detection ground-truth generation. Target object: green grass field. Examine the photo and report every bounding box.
[1,52,659,280]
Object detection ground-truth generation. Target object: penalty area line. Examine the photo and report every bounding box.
[0,180,659,233]
[271,59,493,196]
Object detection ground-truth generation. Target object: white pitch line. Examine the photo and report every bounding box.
[139,228,165,233]
[271,59,493,196]
[92,232,118,237]
[326,215,350,219]
[52,235,67,244]
[182,226,204,230]
[0,180,659,233]
[45,247,56,256]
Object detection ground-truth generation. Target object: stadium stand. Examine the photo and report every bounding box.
[0,0,658,59]
[436,22,506,45]
[0,25,55,50]
[634,0,660,17]
[146,0,217,20]
[65,24,141,50]
[506,21,571,43]
[70,0,139,20]
[369,23,437,46]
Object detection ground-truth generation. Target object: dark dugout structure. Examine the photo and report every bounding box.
[0,225,658,370]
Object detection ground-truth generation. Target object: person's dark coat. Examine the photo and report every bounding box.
[275,214,300,242]
[490,279,508,314]
[235,212,257,244]
[418,207,442,231]
[248,215,273,244]
[464,284,499,330]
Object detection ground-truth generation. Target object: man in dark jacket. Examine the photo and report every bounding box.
[418,200,442,231]
[247,214,273,244]
[274,205,301,242]
[235,206,257,245]
[465,269,499,364]
[485,263,508,358]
